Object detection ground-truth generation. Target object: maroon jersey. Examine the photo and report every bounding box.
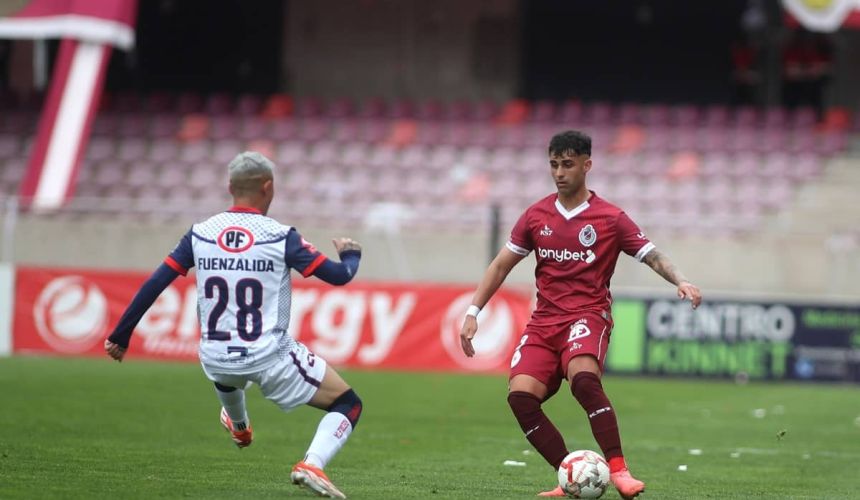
[507,191,654,327]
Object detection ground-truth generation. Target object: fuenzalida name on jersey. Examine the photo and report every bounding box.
[197,257,276,272]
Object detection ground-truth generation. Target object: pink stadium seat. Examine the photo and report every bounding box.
[386,99,415,120]
[147,139,180,163]
[559,100,583,124]
[188,165,222,190]
[643,104,670,127]
[698,126,729,154]
[790,153,822,180]
[618,103,641,125]
[176,92,204,114]
[273,141,304,166]
[734,106,760,127]
[295,97,323,118]
[206,93,234,115]
[787,131,815,154]
[125,163,159,189]
[324,97,354,119]
[235,94,263,115]
[422,145,454,171]
[179,141,210,163]
[584,102,613,126]
[0,158,25,184]
[357,98,386,119]
[727,127,757,152]
[473,100,499,122]
[763,107,788,129]
[529,101,558,123]
[149,114,180,139]
[91,114,120,136]
[156,167,189,189]
[816,131,846,155]
[366,145,398,168]
[702,105,729,127]
[297,119,329,142]
[117,138,148,161]
[208,116,239,141]
[84,137,114,162]
[342,142,370,165]
[238,117,267,141]
[307,140,339,164]
[757,129,787,153]
[730,152,760,179]
[444,100,473,122]
[671,105,700,127]
[117,115,149,138]
[268,120,298,141]
[791,107,817,129]
[93,164,126,188]
[416,100,443,121]
[760,152,789,178]
[357,119,390,143]
[486,147,518,173]
[212,140,242,164]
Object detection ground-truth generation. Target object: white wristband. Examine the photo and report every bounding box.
[465,305,481,318]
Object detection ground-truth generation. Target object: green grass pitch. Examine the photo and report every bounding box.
[1,357,858,499]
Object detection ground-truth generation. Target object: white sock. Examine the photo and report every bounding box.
[215,387,248,429]
[304,412,353,469]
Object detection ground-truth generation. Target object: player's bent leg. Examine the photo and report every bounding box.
[292,365,361,498]
[302,387,362,469]
[213,381,253,448]
[508,375,569,471]
[307,364,352,410]
[566,355,645,499]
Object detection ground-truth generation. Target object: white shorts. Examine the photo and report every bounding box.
[201,340,327,412]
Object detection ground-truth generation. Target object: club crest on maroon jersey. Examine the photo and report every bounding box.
[579,224,596,247]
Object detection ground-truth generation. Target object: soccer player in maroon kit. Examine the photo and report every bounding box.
[460,130,702,499]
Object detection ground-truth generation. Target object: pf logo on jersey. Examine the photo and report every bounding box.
[579,224,596,247]
[217,226,254,253]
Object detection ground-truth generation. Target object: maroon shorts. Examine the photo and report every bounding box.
[509,310,612,398]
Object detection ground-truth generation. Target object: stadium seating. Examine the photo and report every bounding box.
[0,93,853,233]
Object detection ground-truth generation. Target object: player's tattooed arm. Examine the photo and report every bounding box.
[643,249,687,286]
[643,249,702,309]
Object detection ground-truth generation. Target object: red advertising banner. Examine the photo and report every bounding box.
[13,267,533,373]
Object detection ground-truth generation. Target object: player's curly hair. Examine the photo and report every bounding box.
[549,130,591,157]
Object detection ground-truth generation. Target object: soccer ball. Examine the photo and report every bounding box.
[557,450,610,499]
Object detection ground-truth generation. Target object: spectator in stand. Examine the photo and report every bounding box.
[730,34,761,106]
[782,30,833,117]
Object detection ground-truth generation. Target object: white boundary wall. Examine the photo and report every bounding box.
[0,263,13,356]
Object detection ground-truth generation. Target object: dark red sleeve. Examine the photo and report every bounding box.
[506,209,533,255]
[617,211,655,261]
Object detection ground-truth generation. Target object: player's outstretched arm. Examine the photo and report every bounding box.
[460,248,525,357]
[104,263,181,362]
[642,249,702,309]
[309,238,362,286]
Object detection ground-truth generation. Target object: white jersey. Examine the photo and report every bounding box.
[164,207,328,374]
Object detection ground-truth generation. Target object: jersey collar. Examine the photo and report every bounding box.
[554,196,590,221]
[227,205,263,214]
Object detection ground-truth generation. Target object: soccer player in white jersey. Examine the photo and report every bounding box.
[105,151,361,499]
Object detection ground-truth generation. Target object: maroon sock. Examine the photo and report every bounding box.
[570,372,623,461]
[507,391,569,469]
